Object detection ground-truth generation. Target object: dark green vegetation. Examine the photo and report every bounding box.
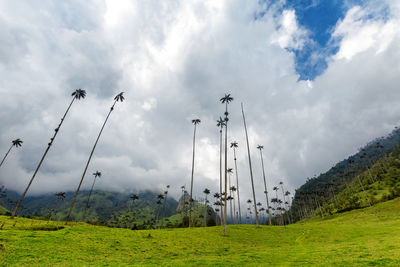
[1,197,399,265]
[0,190,213,229]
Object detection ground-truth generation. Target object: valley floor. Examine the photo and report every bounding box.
[1,198,400,266]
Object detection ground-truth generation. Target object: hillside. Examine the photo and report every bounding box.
[0,205,9,216]
[1,197,399,265]
[290,128,400,222]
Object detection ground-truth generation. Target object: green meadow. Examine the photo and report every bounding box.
[1,197,400,266]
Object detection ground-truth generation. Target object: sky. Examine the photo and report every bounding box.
[1,0,400,207]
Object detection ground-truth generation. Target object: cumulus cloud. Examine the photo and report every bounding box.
[0,0,400,211]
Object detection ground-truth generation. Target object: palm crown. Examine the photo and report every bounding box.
[12,138,23,147]
[203,188,210,195]
[114,92,125,102]
[192,119,201,125]
[131,194,139,200]
[56,192,66,200]
[72,89,86,100]
[220,94,234,104]
[257,145,264,150]
[230,141,238,148]
[93,171,101,178]
[217,117,225,128]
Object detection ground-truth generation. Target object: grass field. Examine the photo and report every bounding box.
[1,198,400,266]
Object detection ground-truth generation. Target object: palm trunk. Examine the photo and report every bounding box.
[241,103,259,226]
[204,195,207,227]
[229,174,233,224]
[83,176,98,221]
[223,103,228,234]
[280,185,290,225]
[161,194,167,228]
[259,149,272,226]
[12,97,76,218]
[0,145,13,168]
[233,148,242,224]
[232,190,236,224]
[189,123,197,228]
[65,99,117,224]
[219,128,224,225]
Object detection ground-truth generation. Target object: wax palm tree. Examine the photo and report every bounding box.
[217,117,225,225]
[189,118,201,228]
[130,194,139,211]
[220,94,233,234]
[48,192,66,223]
[257,145,272,225]
[241,103,258,226]
[155,194,164,227]
[65,92,124,224]
[12,89,86,218]
[180,185,186,223]
[0,138,23,168]
[161,185,170,228]
[285,191,293,223]
[259,207,266,224]
[203,188,210,227]
[247,199,252,223]
[82,171,102,220]
[230,141,242,224]
[230,186,237,224]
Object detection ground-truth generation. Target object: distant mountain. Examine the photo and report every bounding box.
[0,188,217,229]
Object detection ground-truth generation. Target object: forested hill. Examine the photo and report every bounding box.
[291,127,400,221]
[0,190,178,226]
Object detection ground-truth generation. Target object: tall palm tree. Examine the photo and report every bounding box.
[247,199,252,223]
[65,92,124,224]
[241,103,259,226]
[279,181,289,225]
[285,191,293,223]
[230,141,242,224]
[130,194,139,212]
[180,185,186,224]
[83,171,102,220]
[161,185,170,228]
[217,117,225,225]
[203,188,210,227]
[220,93,233,234]
[189,118,200,228]
[155,194,164,227]
[230,185,237,224]
[48,192,66,223]
[0,138,23,168]
[257,145,272,226]
[12,89,86,218]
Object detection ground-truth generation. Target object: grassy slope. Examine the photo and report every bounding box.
[0,205,9,215]
[1,198,400,266]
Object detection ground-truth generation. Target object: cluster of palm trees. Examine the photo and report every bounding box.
[1,90,299,229]
[187,93,295,233]
[0,89,124,224]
